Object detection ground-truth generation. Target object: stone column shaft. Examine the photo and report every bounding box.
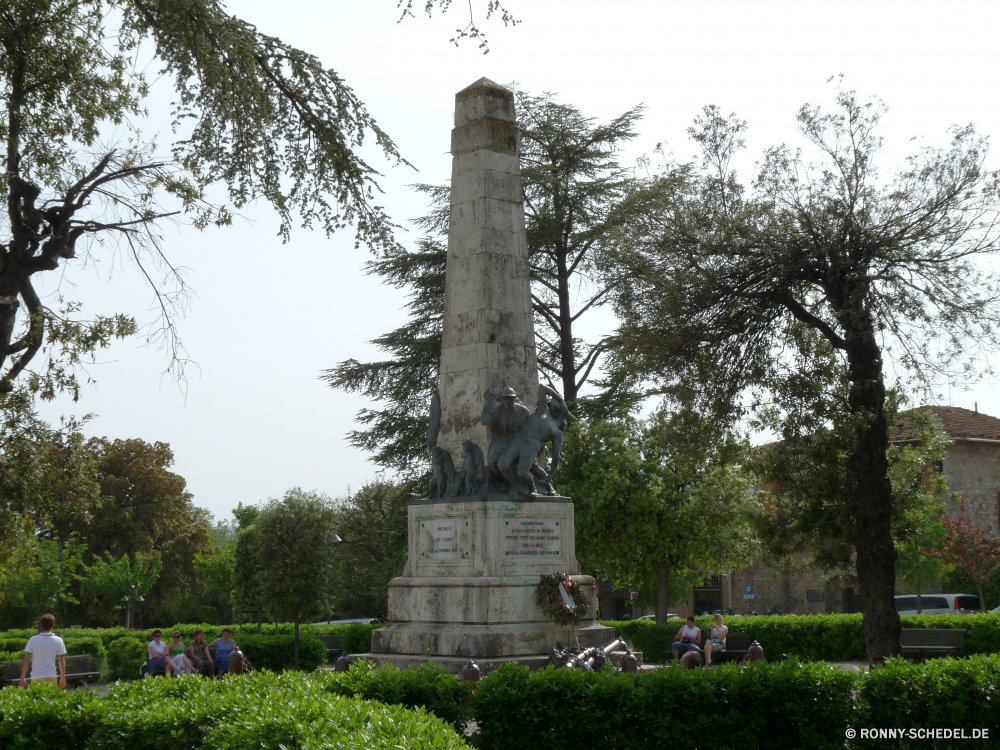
[437,78,539,466]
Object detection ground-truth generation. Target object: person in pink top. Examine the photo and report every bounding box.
[20,614,67,689]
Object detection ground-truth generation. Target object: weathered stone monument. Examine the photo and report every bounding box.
[368,78,612,672]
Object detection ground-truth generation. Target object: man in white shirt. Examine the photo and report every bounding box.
[20,614,67,688]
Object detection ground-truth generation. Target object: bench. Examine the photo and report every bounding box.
[2,655,101,687]
[142,645,226,679]
[710,633,755,663]
[899,628,965,659]
[318,635,344,661]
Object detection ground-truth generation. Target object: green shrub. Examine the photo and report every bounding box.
[236,633,327,672]
[473,659,856,750]
[0,673,466,750]
[601,612,1000,662]
[0,683,102,750]
[856,655,1000,749]
[104,637,148,682]
[318,661,473,732]
[342,623,381,653]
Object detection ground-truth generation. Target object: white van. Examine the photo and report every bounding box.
[894,593,980,615]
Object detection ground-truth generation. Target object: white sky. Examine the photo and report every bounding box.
[32,0,1000,522]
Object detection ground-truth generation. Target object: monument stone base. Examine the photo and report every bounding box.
[367,495,614,673]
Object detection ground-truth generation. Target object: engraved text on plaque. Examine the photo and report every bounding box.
[503,518,562,558]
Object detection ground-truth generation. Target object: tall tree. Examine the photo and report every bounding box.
[48,437,212,625]
[561,409,758,622]
[83,550,162,627]
[0,535,86,625]
[255,488,339,669]
[330,479,412,619]
[611,88,1000,660]
[0,0,516,397]
[0,392,99,589]
[325,93,652,474]
[517,91,644,408]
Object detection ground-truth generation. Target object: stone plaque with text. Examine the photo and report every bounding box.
[418,518,470,562]
[503,518,562,559]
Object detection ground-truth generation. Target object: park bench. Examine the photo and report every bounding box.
[899,628,965,659]
[2,655,101,687]
[318,634,344,661]
[710,632,755,664]
[142,645,219,679]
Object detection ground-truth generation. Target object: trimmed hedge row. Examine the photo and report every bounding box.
[0,671,466,750]
[475,659,855,750]
[8,657,994,750]
[601,612,1000,663]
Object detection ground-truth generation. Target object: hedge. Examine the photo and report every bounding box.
[234,634,327,672]
[0,672,467,750]
[601,612,1000,662]
[4,657,1000,749]
[318,662,473,732]
[104,637,148,683]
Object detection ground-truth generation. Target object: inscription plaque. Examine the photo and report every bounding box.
[503,518,562,558]
[418,518,470,561]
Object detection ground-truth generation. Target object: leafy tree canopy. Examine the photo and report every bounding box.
[255,487,340,668]
[561,409,758,622]
[2,0,513,397]
[609,84,1000,660]
[331,479,413,619]
[0,392,100,588]
[325,91,661,476]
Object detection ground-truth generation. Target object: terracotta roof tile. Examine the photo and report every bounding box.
[893,406,1000,442]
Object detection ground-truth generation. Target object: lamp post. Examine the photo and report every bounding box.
[120,585,144,629]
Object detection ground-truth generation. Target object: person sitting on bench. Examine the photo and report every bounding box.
[704,614,728,666]
[671,616,702,660]
[168,631,197,675]
[148,631,171,676]
[187,630,215,677]
[210,629,238,675]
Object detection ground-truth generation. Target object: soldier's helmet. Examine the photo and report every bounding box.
[499,386,518,399]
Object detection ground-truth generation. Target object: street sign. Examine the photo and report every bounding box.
[630,591,638,600]
[744,585,755,599]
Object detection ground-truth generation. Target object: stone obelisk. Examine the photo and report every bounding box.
[436,77,539,467]
[367,79,612,673]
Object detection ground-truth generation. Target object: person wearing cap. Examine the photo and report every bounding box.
[481,386,530,485]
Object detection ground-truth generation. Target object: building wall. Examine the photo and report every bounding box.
[736,440,1000,612]
[942,441,1000,530]
[729,557,852,615]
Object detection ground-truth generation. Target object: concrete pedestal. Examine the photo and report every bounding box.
[365,496,614,673]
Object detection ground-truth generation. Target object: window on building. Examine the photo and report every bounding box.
[806,590,824,602]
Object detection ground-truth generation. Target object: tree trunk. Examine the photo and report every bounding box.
[556,246,578,404]
[842,307,901,663]
[257,612,262,635]
[656,572,669,624]
[916,578,922,615]
[977,581,986,612]
[294,619,300,671]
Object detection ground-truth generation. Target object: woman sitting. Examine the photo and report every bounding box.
[210,628,238,675]
[167,631,197,675]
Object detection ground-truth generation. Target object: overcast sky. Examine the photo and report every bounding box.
[33,0,1000,523]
